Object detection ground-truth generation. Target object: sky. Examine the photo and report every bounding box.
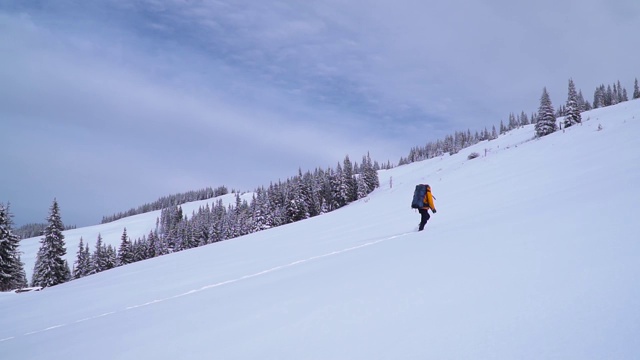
[1,0,639,227]
[3,100,640,359]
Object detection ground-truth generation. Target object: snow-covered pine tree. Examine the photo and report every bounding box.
[72,238,83,278]
[634,78,640,99]
[508,113,518,130]
[593,85,605,108]
[481,127,490,141]
[83,242,91,274]
[361,152,379,194]
[131,238,146,262]
[606,84,615,106]
[229,193,251,238]
[535,87,557,137]
[13,254,28,290]
[73,237,92,279]
[117,228,134,266]
[301,170,320,217]
[182,219,200,249]
[250,187,271,233]
[318,168,333,213]
[356,175,369,200]
[147,230,165,258]
[285,174,309,223]
[32,199,69,288]
[92,233,107,274]
[519,111,530,126]
[0,203,27,291]
[577,90,589,111]
[331,163,346,209]
[193,214,210,247]
[104,245,117,270]
[208,199,226,242]
[564,78,582,128]
[616,81,626,103]
[342,155,357,203]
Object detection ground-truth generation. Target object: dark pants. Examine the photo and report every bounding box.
[418,209,431,231]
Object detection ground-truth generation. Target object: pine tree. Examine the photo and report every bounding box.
[210,199,228,241]
[133,238,150,261]
[361,152,379,194]
[342,155,357,203]
[564,78,582,128]
[73,237,92,279]
[251,187,271,232]
[499,120,506,134]
[286,174,309,223]
[634,78,640,99]
[0,203,27,291]
[13,254,28,289]
[317,168,333,213]
[92,234,107,273]
[301,170,320,217]
[616,81,625,103]
[147,230,164,258]
[519,111,530,126]
[179,220,199,249]
[606,84,614,106]
[32,199,69,287]
[508,113,518,130]
[593,85,605,108]
[576,90,586,112]
[104,245,117,270]
[356,175,369,200]
[330,164,344,209]
[535,87,557,137]
[193,214,211,247]
[117,228,134,266]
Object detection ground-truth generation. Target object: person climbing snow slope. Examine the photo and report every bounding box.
[416,184,436,231]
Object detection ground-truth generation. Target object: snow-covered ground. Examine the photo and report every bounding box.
[19,192,256,280]
[2,100,640,359]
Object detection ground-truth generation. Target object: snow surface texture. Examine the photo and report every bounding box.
[2,100,640,359]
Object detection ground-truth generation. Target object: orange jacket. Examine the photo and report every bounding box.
[422,186,436,211]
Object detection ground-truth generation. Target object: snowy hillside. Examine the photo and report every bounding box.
[2,100,640,359]
[19,192,256,280]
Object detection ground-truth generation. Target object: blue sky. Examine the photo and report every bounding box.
[1,0,638,227]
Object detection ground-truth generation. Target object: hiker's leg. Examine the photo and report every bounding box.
[418,209,430,230]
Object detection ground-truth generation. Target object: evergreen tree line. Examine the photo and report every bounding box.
[14,222,77,240]
[536,77,638,138]
[400,77,639,164]
[0,153,380,289]
[72,153,381,280]
[100,186,229,224]
[399,116,527,165]
[399,126,500,165]
[555,79,639,116]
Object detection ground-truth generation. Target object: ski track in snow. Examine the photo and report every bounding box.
[1,231,413,342]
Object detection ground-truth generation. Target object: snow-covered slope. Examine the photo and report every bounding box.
[2,100,640,359]
[19,192,256,280]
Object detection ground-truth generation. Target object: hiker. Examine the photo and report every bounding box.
[417,185,436,231]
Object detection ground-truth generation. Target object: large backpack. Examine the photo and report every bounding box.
[411,184,428,209]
